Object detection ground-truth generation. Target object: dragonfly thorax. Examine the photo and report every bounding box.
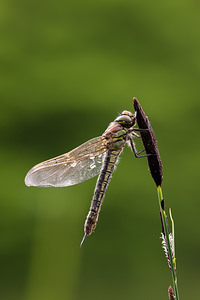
[115,110,136,128]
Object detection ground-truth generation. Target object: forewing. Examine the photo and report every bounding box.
[25,136,107,187]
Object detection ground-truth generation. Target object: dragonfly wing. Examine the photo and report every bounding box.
[25,136,107,187]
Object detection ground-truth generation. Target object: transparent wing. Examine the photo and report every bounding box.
[25,136,107,187]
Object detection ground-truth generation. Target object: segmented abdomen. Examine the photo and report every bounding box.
[84,149,121,236]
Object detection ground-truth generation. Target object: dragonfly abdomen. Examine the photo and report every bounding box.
[84,149,121,237]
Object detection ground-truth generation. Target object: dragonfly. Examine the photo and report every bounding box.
[25,110,148,246]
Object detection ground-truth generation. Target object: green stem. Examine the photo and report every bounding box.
[157,186,179,300]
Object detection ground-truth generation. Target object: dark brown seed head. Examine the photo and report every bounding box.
[133,97,163,186]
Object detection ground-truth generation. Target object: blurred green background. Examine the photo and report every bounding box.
[1,0,200,299]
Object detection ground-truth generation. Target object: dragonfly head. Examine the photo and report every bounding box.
[115,110,136,128]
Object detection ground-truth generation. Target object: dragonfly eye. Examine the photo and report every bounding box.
[115,113,135,127]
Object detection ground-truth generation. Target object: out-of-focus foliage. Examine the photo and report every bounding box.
[1,0,200,299]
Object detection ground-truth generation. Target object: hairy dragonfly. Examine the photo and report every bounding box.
[25,110,147,245]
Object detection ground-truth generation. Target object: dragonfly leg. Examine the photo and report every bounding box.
[137,148,146,155]
[132,128,150,132]
[132,116,151,134]
[130,127,150,139]
[128,136,152,158]
[131,132,141,138]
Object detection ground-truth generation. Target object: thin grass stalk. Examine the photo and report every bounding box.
[133,98,180,299]
[157,186,179,300]
[169,209,176,270]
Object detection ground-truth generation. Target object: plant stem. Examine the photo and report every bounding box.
[157,186,179,300]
